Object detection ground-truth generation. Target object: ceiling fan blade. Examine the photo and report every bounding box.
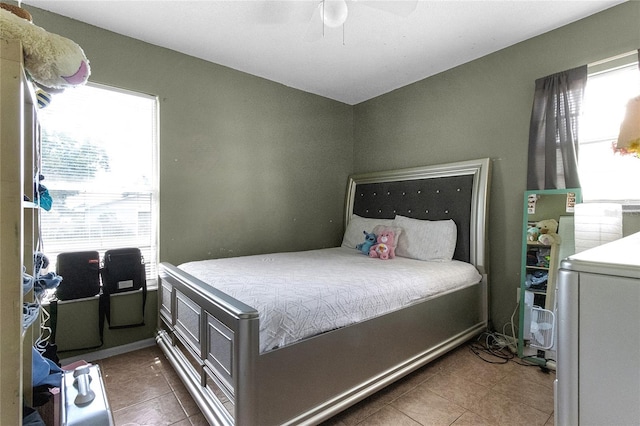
[357,0,418,17]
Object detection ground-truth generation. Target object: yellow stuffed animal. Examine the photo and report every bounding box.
[0,3,90,89]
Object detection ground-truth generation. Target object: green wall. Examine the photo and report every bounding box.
[26,5,354,352]
[353,1,640,329]
[28,6,354,267]
[24,2,640,341]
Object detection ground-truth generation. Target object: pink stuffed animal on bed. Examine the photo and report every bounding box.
[369,230,396,260]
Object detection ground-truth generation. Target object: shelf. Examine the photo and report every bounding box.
[526,265,549,271]
[518,188,581,362]
[526,242,556,247]
[1,39,40,424]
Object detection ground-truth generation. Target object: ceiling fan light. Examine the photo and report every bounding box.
[321,0,348,28]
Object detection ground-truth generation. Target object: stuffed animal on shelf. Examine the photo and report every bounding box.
[355,230,377,255]
[0,3,90,89]
[536,218,561,245]
[369,230,396,260]
[527,226,540,242]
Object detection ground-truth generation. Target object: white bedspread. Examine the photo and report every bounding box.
[179,247,482,353]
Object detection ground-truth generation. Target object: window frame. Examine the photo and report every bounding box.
[579,51,640,210]
[38,82,160,287]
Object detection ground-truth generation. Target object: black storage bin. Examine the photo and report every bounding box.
[101,248,147,328]
[55,251,101,300]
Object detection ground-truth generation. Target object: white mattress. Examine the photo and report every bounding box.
[179,247,482,353]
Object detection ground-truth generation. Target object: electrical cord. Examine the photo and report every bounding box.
[506,300,519,352]
[33,199,54,354]
[470,295,558,370]
[469,333,545,367]
[470,308,557,370]
[468,332,514,364]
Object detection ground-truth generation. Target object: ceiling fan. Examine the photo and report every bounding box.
[304,0,418,42]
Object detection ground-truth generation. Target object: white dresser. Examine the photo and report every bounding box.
[556,232,640,426]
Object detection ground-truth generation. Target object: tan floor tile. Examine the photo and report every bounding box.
[491,372,554,414]
[392,382,466,425]
[444,348,516,388]
[357,406,422,426]
[319,415,349,426]
[321,392,391,426]
[172,381,201,417]
[423,370,491,410]
[451,411,494,425]
[186,413,210,426]
[467,390,551,426]
[99,345,164,375]
[102,363,172,411]
[112,392,187,425]
[101,341,560,426]
[375,363,441,404]
[321,346,467,425]
[155,357,187,390]
[509,360,556,390]
[544,412,555,426]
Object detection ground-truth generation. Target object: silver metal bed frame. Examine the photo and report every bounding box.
[156,158,491,425]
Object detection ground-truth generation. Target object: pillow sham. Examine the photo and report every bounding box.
[394,215,457,261]
[341,215,396,249]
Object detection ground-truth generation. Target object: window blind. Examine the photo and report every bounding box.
[579,61,640,204]
[38,83,159,281]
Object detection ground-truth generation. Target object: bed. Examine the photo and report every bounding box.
[156,157,491,425]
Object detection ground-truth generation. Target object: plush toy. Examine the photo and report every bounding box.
[0,4,90,89]
[536,219,561,245]
[369,230,396,260]
[527,226,540,242]
[355,230,377,255]
[0,2,30,20]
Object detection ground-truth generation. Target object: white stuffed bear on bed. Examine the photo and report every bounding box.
[0,3,90,89]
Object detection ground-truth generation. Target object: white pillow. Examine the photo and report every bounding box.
[394,215,457,261]
[341,215,396,249]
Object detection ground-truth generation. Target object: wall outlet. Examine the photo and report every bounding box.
[516,287,521,303]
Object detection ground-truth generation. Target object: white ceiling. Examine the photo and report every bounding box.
[23,0,626,105]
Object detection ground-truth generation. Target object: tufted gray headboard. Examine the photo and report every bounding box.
[344,159,490,272]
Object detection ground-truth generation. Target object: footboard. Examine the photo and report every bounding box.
[156,262,260,425]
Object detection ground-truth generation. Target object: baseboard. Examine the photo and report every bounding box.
[59,337,157,365]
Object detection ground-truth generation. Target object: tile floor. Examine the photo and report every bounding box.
[96,340,555,426]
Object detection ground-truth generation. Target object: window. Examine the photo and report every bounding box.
[579,53,640,205]
[38,83,159,281]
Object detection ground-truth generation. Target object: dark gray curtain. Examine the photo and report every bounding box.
[527,65,587,190]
